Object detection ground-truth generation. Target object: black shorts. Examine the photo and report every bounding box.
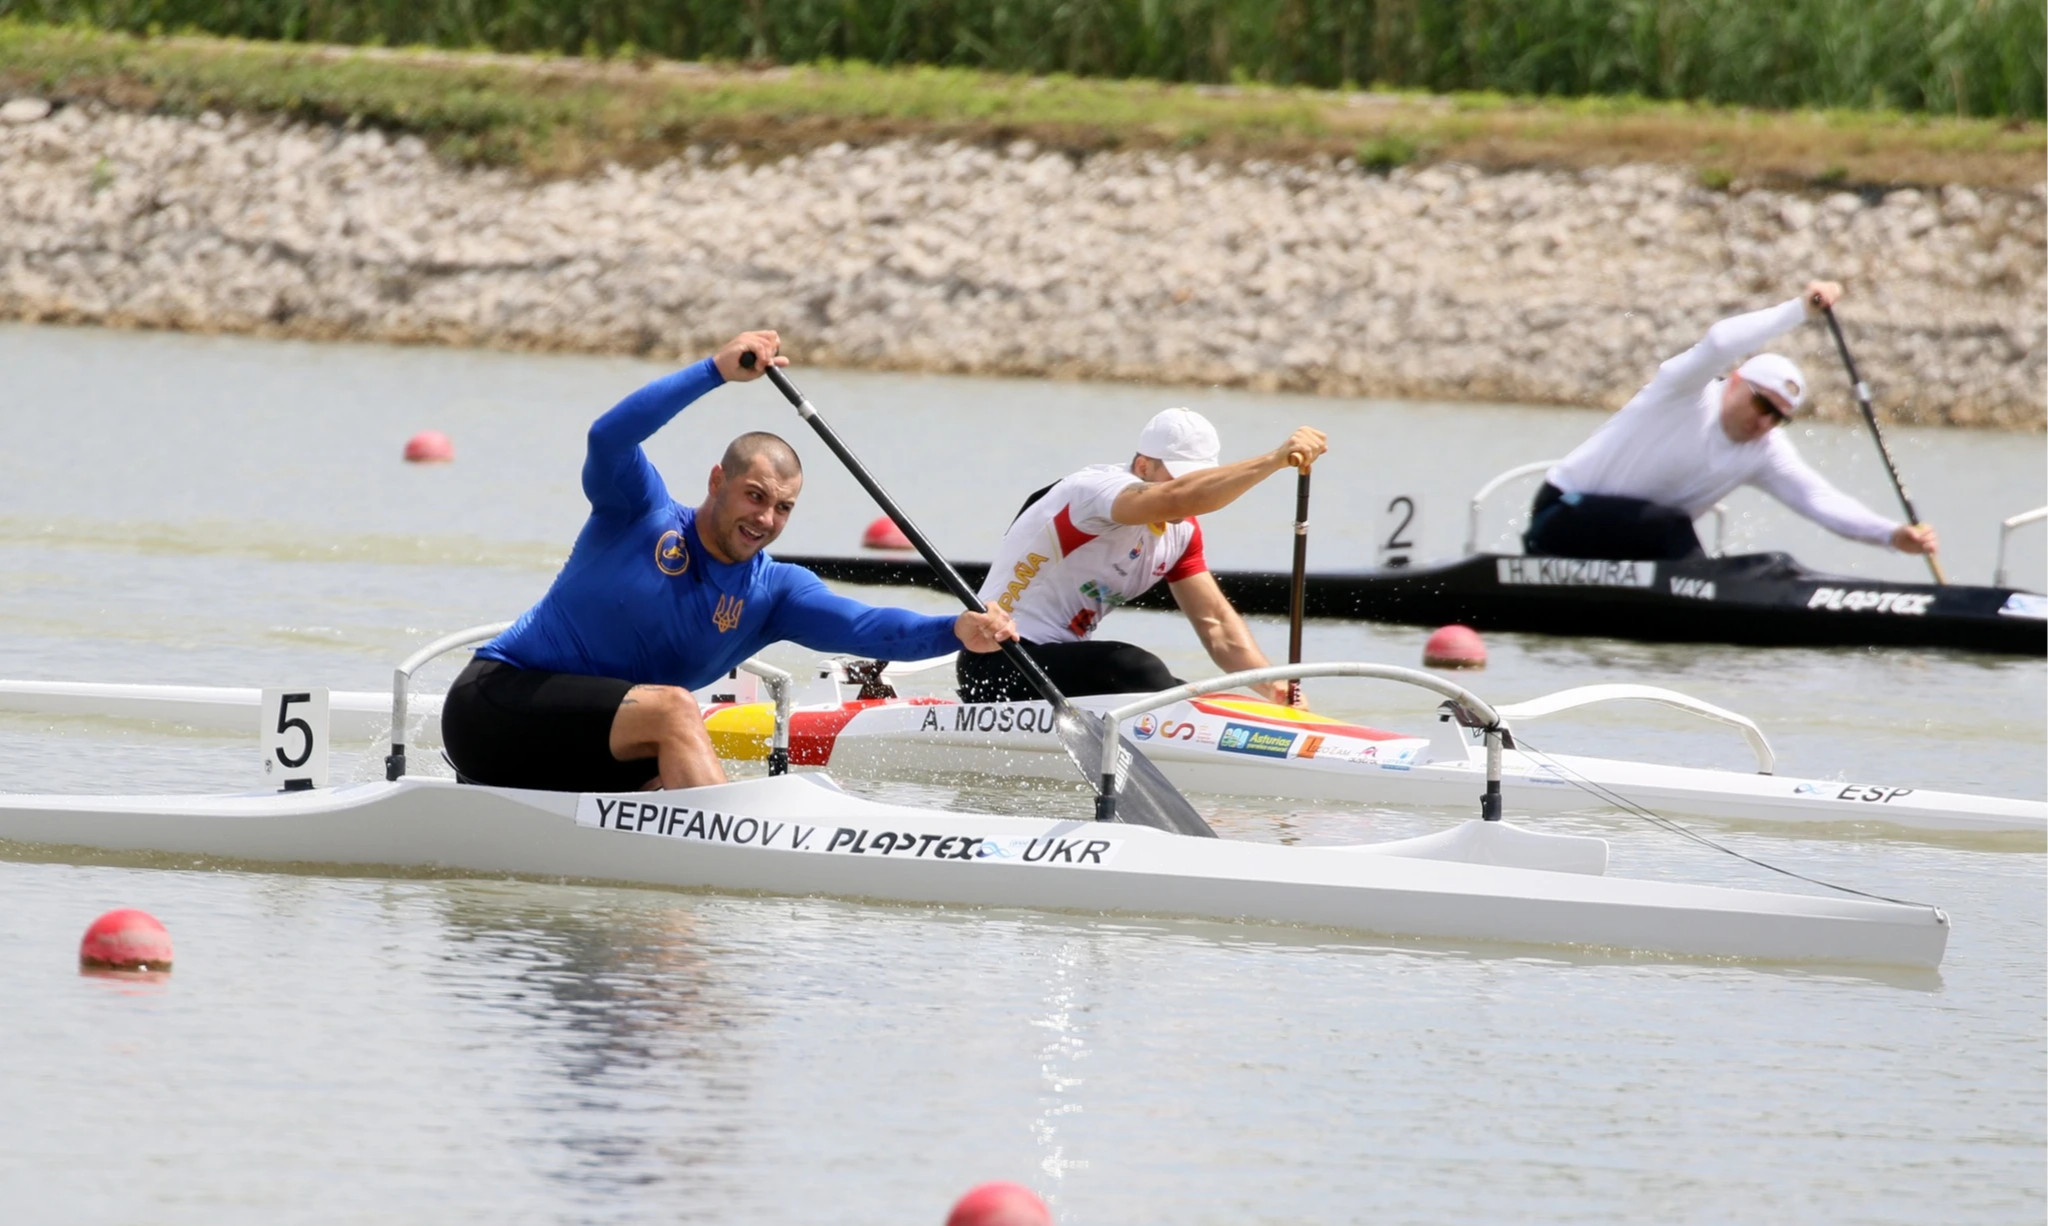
[956,639,1184,703]
[1523,482,1703,561]
[440,657,659,793]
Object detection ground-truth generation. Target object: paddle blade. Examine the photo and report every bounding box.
[1052,707,1217,838]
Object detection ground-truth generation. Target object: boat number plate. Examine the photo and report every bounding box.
[260,687,329,791]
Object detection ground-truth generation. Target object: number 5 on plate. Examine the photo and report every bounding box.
[260,688,330,791]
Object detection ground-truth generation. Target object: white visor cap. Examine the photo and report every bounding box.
[1736,353,1810,415]
[1136,407,1221,477]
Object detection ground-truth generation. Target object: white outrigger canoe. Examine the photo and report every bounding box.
[6,654,2038,841]
[699,657,2045,840]
[0,629,1951,968]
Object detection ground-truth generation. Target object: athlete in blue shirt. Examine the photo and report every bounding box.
[442,330,1015,793]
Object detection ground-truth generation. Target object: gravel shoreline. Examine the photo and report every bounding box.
[4,102,2042,427]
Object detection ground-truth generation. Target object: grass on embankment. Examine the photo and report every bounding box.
[2,22,2042,191]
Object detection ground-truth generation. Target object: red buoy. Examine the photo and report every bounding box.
[403,430,455,463]
[79,909,174,972]
[861,516,914,551]
[1423,624,1487,669]
[947,1183,1052,1226]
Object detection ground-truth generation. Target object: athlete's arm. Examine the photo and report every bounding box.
[1109,427,1326,525]
[1641,295,1812,406]
[1169,572,1295,706]
[1752,439,1900,545]
[580,332,781,517]
[582,358,724,517]
[764,567,991,660]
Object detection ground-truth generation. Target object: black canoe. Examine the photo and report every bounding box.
[778,551,2046,655]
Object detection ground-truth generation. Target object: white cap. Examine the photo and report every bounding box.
[1136,407,1221,477]
[1736,353,1809,415]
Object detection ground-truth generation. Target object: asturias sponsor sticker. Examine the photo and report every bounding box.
[575,796,1121,866]
[1216,722,1298,758]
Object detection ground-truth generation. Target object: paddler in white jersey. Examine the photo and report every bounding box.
[958,408,1328,707]
[1523,281,1942,563]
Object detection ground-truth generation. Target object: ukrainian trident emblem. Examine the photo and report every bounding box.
[712,594,745,633]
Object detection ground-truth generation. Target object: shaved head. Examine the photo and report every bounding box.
[720,432,802,480]
[699,433,804,564]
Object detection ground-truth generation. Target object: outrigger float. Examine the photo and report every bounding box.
[0,628,1952,968]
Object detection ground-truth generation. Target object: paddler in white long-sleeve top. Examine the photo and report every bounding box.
[1523,282,1941,563]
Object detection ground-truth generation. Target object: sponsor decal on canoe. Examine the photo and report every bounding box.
[1806,587,1932,616]
[1496,558,1656,588]
[1189,698,1409,741]
[1793,783,1915,803]
[1217,722,1297,757]
[1669,577,1717,600]
[1999,593,2046,620]
[1132,714,1158,740]
[576,796,1120,865]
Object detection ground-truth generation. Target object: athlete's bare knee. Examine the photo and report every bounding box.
[614,685,708,758]
[626,685,700,726]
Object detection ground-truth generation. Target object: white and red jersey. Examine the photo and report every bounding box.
[977,464,1208,643]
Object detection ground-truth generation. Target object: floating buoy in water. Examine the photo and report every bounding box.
[861,516,914,551]
[1423,624,1487,669]
[79,909,174,972]
[946,1182,1052,1226]
[403,430,454,463]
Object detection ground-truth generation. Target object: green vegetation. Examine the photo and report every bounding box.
[2,22,2039,188]
[5,0,2039,118]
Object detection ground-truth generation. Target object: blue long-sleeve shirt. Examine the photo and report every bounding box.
[478,358,963,688]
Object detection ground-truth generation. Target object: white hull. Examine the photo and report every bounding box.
[5,678,2037,839]
[764,696,2047,839]
[0,774,1948,967]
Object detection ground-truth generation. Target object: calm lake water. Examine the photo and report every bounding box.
[1,323,2042,1224]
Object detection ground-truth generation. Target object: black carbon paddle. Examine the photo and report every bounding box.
[1821,304,1947,585]
[741,351,1216,838]
[1286,464,1311,707]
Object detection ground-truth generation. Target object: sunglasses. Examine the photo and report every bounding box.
[1750,389,1789,424]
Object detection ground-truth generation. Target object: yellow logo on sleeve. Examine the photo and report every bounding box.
[712,594,746,633]
[656,529,691,576]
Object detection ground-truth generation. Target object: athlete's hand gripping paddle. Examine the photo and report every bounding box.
[741,351,1216,838]
[1821,305,1946,585]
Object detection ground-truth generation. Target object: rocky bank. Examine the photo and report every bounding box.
[3,101,2042,427]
